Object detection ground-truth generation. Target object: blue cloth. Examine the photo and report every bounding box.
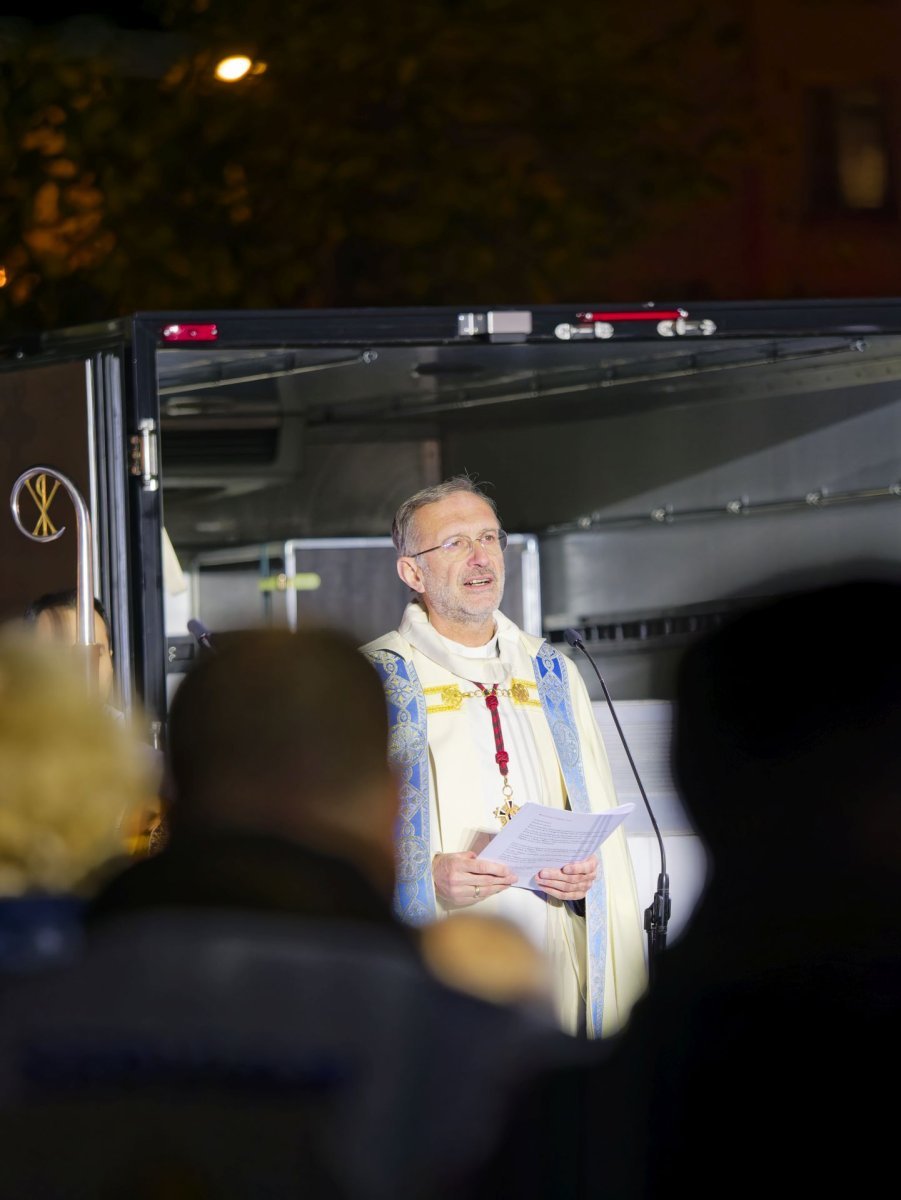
[367,649,435,925]
[0,896,85,974]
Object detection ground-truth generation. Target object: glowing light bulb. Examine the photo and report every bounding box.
[215,55,253,83]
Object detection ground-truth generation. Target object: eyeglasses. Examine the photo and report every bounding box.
[411,529,508,561]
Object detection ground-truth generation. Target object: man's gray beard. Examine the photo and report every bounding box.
[421,568,505,627]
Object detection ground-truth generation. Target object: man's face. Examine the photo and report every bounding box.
[400,493,506,634]
[33,607,114,701]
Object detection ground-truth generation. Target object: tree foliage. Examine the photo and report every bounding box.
[0,2,744,332]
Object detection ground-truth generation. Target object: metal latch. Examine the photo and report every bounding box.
[457,311,533,343]
[130,418,160,492]
[554,308,717,341]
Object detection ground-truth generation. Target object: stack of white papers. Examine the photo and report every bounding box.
[477,802,634,892]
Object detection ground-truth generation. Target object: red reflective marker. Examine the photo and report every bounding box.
[161,324,219,342]
[575,310,686,323]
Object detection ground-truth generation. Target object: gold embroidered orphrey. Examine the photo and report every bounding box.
[23,473,61,538]
[423,678,540,714]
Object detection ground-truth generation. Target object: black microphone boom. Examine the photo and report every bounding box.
[564,627,671,981]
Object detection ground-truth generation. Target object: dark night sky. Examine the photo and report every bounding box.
[1,5,164,29]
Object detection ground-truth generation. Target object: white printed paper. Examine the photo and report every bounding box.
[477,802,634,892]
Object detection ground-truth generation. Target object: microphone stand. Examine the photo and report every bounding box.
[564,628,671,984]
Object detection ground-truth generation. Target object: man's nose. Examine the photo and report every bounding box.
[468,538,490,566]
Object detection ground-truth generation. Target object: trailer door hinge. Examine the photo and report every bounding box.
[130,418,160,492]
[457,311,533,343]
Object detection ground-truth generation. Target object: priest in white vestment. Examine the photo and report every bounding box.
[364,477,647,1036]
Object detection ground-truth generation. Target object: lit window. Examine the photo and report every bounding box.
[806,86,895,214]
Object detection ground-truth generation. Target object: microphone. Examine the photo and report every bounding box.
[187,618,217,653]
[564,627,671,980]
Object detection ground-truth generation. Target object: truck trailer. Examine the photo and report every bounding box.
[5,299,899,932]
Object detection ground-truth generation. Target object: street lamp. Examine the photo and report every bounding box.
[214,55,265,82]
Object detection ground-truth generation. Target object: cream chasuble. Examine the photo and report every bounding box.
[364,603,647,1037]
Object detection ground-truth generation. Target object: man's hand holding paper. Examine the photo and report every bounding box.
[432,850,518,908]
[536,854,598,901]
[476,802,634,894]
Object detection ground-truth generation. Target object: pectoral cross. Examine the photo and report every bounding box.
[493,796,521,828]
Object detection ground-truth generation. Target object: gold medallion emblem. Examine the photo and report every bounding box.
[24,473,61,538]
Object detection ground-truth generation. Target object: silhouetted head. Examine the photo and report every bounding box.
[0,632,148,897]
[673,579,901,870]
[166,627,397,891]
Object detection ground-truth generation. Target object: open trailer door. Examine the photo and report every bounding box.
[0,323,165,727]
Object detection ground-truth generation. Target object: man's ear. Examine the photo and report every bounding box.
[397,556,425,594]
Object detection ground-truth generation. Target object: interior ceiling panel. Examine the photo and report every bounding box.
[157,336,901,434]
[157,333,901,548]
